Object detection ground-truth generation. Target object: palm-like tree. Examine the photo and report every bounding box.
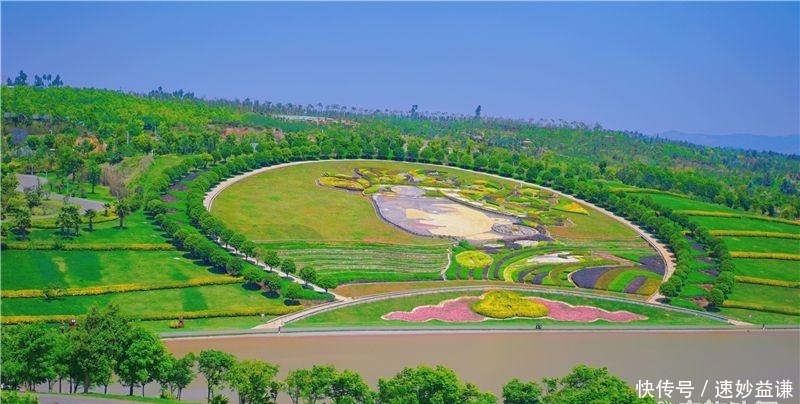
[84,209,97,231]
[114,199,130,229]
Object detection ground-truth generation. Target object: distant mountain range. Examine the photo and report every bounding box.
[649,131,799,155]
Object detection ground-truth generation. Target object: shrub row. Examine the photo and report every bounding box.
[1,241,175,251]
[734,276,800,288]
[1,276,244,299]
[709,230,800,240]
[730,252,800,261]
[721,300,800,316]
[1,305,301,325]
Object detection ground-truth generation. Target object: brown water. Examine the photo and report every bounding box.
[158,330,799,403]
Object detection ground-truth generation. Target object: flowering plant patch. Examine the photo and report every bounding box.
[471,290,549,319]
[382,297,486,322]
[382,292,648,323]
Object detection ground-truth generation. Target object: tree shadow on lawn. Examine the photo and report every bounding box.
[284,299,301,306]
[262,290,280,299]
[241,283,261,292]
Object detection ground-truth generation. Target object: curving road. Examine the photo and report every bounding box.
[16,174,106,213]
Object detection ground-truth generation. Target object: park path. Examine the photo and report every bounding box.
[15,174,106,213]
[202,159,676,301]
[251,283,738,331]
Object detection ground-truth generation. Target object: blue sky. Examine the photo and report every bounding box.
[2,2,798,136]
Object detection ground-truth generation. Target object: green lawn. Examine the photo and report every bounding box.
[289,290,722,328]
[723,236,800,254]
[23,211,171,246]
[717,307,800,325]
[636,193,740,213]
[1,284,293,318]
[547,209,640,241]
[726,283,800,309]
[689,215,800,234]
[212,161,464,244]
[139,315,267,333]
[733,259,800,282]
[1,249,224,290]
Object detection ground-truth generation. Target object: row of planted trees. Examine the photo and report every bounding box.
[1,305,650,404]
[140,132,732,309]
[141,149,339,297]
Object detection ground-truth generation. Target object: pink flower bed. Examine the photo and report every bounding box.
[381,294,648,323]
[382,297,487,323]
[531,297,647,323]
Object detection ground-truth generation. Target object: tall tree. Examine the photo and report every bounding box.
[541,365,648,404]
[84,209,97,231]
[114,198,131,229]
[227,360,281,404]
[116,327,166,396]
[198,349,236,401]
[68,305,132,393]
[503,378,542,404]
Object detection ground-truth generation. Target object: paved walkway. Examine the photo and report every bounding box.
[16,174,106,213]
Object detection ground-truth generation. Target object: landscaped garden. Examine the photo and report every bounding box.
[288,289,724,328]
[210,160,668,298]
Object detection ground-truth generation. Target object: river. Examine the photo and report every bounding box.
[154,330,800,403]
[35,330,797,403]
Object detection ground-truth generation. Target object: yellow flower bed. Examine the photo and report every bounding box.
[730,252,800,261]
[455,251,493,268]
[471,290,549,319]
[318,176,367,191]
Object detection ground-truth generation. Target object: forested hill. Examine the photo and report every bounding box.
[2,85,799,218]
[651,131,799,155]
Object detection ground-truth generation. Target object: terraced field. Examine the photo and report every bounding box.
[263,241,450,283]
[627,191,800,324]
[0,156,330,327]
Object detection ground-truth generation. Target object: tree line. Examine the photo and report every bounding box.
[1,304,651,404]
[2,85,797,220]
